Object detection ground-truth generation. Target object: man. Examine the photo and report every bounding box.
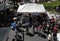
[11,20,18,34]
[53,25,58,41]
[50,16,55,27]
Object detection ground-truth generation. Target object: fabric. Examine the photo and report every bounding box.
[17,3,46,13]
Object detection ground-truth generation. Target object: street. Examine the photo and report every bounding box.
[0,27,11,41]
[24,33,48,41]
[0,0,60,41]
[7,27,48,41]
[1,26,60,41]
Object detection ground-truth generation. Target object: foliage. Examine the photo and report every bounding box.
[38,1,60,12]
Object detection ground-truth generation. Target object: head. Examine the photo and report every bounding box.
[52,16,54,18]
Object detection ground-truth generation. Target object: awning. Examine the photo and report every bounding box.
[17,3,46,13]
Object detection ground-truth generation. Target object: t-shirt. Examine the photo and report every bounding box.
[53,27,58,34]
[51,18,55,22]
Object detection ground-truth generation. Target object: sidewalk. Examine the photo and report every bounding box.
[8,30,16,41]
[3,28,16,41]
[0,27,11,41]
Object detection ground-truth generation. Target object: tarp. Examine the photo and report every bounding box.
[17,3,46,13]
[47,12,57,19]
[47,12,52,19]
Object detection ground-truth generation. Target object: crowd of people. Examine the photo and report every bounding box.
[11,14,60,41]
[37,16,59,41]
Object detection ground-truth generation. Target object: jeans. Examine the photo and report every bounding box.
[53,34,57,41]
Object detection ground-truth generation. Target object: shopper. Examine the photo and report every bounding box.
[50,16,55,28]
[53,25,58,41]
[38,24,42,36]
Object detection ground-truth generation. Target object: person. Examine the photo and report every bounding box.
[47,22,50,35]
[42,22,46,32]
[53,25,58,41]
[29,13,32,27]
[48,33,52,41]
[26,23,30,34]
[11,21,16,31]
[50,16,55,28]
[11,20,18,34]
[38,24,42,36]
[32,16,37,34]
